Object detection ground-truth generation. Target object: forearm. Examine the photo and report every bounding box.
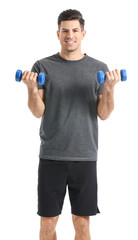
[28,88,45,118]
[97,85,114,120]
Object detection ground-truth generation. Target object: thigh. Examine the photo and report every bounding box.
[37,159,68,217]
[68,161,100,216]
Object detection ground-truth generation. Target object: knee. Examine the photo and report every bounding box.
[72,215,90,234]
[40,216,59,237]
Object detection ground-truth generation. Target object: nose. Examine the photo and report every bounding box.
[66,30,73,39]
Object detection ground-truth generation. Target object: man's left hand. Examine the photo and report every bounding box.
[104,69,121,90]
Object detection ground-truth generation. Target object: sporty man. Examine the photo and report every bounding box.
[21,9,121,240]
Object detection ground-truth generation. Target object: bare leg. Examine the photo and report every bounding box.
[72,215,91,240]
[39,216,59,240]
[40,230,57,240]
[74,232,91,240]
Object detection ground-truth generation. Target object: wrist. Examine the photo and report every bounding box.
[27,86,38,95]
[103,83,115,93]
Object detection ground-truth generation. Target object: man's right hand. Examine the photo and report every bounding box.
[22,71,38,91]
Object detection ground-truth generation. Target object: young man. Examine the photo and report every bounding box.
[22,9,121,240]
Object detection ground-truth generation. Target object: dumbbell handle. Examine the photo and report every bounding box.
[97,69,127,84]
[15,70,45,85]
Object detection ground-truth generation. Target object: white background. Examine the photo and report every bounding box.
[0,0,138,239]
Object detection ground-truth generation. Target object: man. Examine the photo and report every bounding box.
[22,9,121,240]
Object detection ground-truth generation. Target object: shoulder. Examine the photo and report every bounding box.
[86,54,108,69]
[31,53,59,71]
[34,53,58,66]
[37,53,60,65]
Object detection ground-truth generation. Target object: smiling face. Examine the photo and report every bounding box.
[57,20,86,55]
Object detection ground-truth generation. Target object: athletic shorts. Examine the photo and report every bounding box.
[37,158,100,217]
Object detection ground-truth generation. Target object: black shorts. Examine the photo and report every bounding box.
[37,158,100,217]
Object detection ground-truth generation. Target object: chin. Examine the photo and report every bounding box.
[66,49,76,52]
[65,47,78,52]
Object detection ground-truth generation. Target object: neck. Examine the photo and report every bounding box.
[59,49,85,61]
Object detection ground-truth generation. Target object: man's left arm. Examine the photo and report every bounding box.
[97,69,121,120]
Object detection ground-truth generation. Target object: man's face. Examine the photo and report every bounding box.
[57,20,86,53]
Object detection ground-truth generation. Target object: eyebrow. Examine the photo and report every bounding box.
[62,28,80,30]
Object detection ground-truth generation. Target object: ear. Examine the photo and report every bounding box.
[82,30,86,40]
[57,30,60,40]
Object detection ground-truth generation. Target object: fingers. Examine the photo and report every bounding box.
[105,69,121,84]
[106,71,114,80]
[22,71,38,88]
[115,69,121,81]
[112,69,121,82]
[105,71,110,80]
[22,71,37,81]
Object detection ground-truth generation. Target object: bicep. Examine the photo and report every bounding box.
[38,89,45,104]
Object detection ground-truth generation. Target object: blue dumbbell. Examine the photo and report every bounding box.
[97,69,127,84]
[15,70,45,85]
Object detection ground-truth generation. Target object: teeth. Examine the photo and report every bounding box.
[66,41,75,43]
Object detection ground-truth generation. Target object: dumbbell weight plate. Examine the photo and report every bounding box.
[15,70,22,82]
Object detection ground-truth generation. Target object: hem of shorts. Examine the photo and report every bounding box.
[39,154,97,161]
[37,211,61,217]
[71,207,100,216]
[71,211,100,216]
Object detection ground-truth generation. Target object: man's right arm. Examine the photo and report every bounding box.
[28,88,45,118]
[22,71,45,118]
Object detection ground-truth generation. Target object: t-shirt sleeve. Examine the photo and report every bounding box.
[97,64,109,95]
[31,61,45,90]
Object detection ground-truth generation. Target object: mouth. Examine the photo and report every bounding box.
[65,40,76,46]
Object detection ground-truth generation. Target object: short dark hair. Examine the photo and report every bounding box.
[58,9,85,31]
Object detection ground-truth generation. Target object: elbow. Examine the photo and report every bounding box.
[34,113,43,118]
[28,106,45,118]
[98,114,110,120]
[29,110,43,118]
[33,110,45,118]
[98,108,114,120]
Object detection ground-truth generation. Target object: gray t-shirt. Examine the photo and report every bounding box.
[31,53,109,161]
